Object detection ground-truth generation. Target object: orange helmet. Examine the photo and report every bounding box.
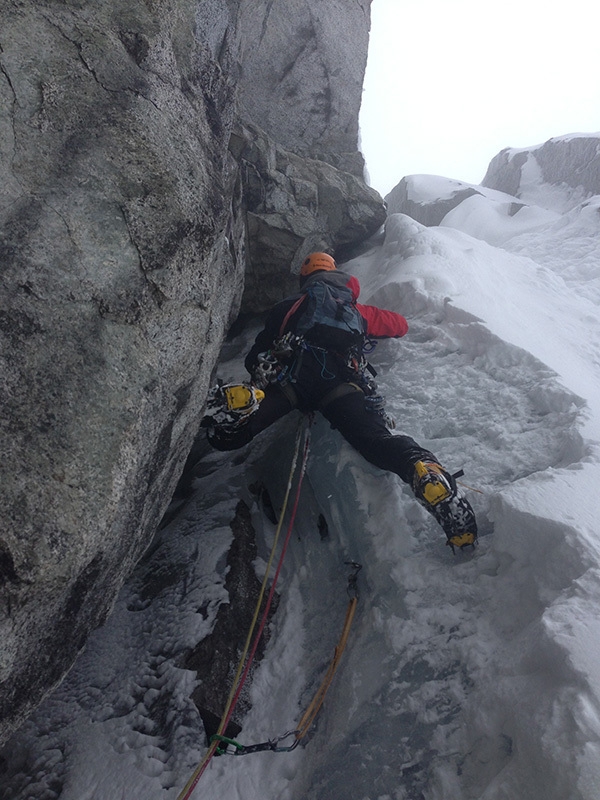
[300,252,336,278]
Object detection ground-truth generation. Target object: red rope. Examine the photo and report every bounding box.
[220,430,310,734]
[177,424,311,799]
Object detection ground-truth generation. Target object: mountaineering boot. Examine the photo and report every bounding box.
[201,382,265,451]
[412,461,478,551]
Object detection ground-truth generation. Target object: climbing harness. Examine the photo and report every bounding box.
[177,419,311,800]
[254,330,395,429]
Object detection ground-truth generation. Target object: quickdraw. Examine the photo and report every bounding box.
[209,729,300,756]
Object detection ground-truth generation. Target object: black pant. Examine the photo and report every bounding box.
[208,350,435,486]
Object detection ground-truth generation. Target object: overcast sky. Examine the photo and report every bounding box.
[359,0,600,197]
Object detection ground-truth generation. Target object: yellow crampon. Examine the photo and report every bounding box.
[447,532,477,550]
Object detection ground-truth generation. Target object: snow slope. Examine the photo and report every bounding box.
[3,177,600,800]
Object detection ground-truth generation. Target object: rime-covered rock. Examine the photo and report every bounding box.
[0,0,246,743]
[234,122,386,311]
[482,133,600,209]
[0,0,379,744]
[237,0,372,177]
[387,135,600,234]
[385,176,482,227]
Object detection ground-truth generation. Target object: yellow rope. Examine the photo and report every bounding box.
[295,595,358,740]
[217,423,305,735]
[456,479,485,495]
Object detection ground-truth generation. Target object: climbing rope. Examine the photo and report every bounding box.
[293,562,360,742]
[176,419,311,800]
[211,562,361,756]
[456,480,485,495]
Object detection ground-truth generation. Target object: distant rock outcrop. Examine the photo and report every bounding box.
[385,176,481,227]
[385,136,600,245]
[482,134,600,204]
[0,0,381,744]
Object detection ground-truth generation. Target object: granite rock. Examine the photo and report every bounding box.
[0,0,380,744]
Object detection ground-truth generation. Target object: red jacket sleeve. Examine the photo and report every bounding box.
[356,302,409,338]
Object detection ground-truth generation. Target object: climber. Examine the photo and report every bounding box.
[205,252,477,550]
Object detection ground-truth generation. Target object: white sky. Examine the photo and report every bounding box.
[359,0,600,197]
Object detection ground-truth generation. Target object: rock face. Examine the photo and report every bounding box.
[0,0,380,744]
[234,122,385,311]
[237,0,372,177]
[0,0,246,744]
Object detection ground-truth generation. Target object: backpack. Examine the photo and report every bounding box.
[289,280,365,353]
